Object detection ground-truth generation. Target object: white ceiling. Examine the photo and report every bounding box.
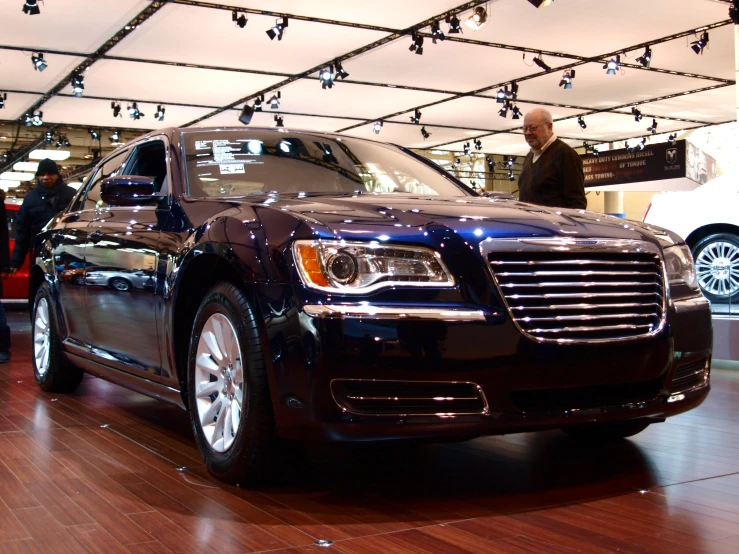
[0,0,735,159]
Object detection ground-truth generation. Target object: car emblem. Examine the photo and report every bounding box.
[666,148,677,164]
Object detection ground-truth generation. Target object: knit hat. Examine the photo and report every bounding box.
[36,158,60,176]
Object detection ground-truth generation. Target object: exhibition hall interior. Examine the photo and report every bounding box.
[1,0,739,552]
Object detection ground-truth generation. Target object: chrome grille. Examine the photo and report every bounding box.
[489,251,665,342]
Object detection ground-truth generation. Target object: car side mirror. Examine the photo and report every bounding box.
[100,176,158,206]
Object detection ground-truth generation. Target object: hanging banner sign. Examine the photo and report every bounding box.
[581,141,688,188]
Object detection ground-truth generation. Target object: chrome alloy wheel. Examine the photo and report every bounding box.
[695,241,739,298]
[194,313,244,453]
[33,297,51,376]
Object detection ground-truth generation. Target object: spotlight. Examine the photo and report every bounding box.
[111,101,122,117]
[253,95,264,112]
[486,156,493,166]
[431,20,445,44]
[635,46,652,68]
[509,82,519,101]
[446,14,461,33]
[89,129,100,141]
[153,105,165,122]
[647,118,658,134]
[511,105,522,120]
[410,108,421,124]
[668,133,677,145]
[127,102,144,120]
[631,107,643,122]
[71,73,84,97]
[31,53,47,72]
[533,55,552,72]
[44,131,53,144]
[528,0,554,7]
[0,92,6,109]
[335,60,349,80]
[506,156,515,168]
[232,10,247,29]
[421,126,431,139]
[465,7,487,30]
[604,54,621,75]
[508,171,515,181]
[498,101,509,118]
[559,69,575,89]
[578,116,587,129]
[30,110,43,126]
[463,143,471,156]
[496,88,508,103]
[55,134,70,149]
[239,104,254,125]
[373,120,383,134]
[691,32,709,55]
[266,17,288,41]
[274,115,284,127]
[268,91,281,109]
[22,0,40,15]
[474,139,482,151]
[319,66,335,89]
[453,158,460,169]
[409,33,424,55]
[592,148,599,157]
[109,131,120,143]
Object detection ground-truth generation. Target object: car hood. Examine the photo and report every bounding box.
[258,194,673,246]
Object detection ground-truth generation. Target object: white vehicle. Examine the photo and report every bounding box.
[643,173,739,303]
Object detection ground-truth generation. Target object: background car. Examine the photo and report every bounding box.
[643,173,739,304]
[3,199,29,303]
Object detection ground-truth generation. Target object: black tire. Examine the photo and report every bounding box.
[109,277,131,292]
[691,233,739,304]
[187,282,274,485]
[32,283,84,393]
[563,420,651,442]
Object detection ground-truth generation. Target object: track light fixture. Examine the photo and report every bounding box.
[506,156,515,168]
[431,20,445,43]
[238,104,254,125]
[528,0,554,6]
[253,95,264,112]
[583,143,600,157]
[691,32,709,55]
[55,134,70,149]
[635,46,652,68]
[465,7,487,30]
[577,116,587,129]
[0,92,6,109]
[24,110,42,127]
[647,118,657,134]
[266,17,288,41]
[71,73,84,97]
[559,69,575,89]
[420,126,431,139]
[89,129,100,141]
[446,14,461,33]
[533,54,552,72]
[319,66,335,89]
[498,101,510,118]
[511,105,522,120]
[463,143,471,156]
[627,137,648,153]
[154,105,166,122]
[109,131,120,143]
[31,53,47,72]
[509,82,519,101]
[232,10,247,28]
[508,170,515,181]
[127,102,144,120]
[496,88,508,103]
[604,54,621,75]
[274,114,284,127]
[474,139,482,151]
[111,101,122,117]
[22,0,40,15]
[631,106,643,122]
[268,91,281,109]
[668,133,677,145]
[335,60,349,80]
[373,120,383,134]
[410,108,421,124]
[453,158,460,169]
[44,131,53,144]
[409,32,424,55]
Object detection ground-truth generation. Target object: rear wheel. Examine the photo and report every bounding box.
[109,277,131,292]
[563,420,651,442]
[187,282,274,485]
[692,233,739,303]
[32,283,84,393]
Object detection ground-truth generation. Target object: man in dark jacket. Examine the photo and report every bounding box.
[517,108,587,210]
[8,158,77,274]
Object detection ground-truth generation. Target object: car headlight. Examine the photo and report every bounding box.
[293,240,455,293]
[664,244,699,291]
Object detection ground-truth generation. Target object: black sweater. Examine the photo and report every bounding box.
[518,138,587,210]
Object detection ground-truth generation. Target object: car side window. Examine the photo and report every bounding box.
[80,149,131,211]
[122,140,168,194]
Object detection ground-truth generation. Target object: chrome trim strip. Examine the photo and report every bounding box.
[499,280,660,288]
[529,323,653,334]
[303,305,489,321]
[510,302,661,311]
[522,312,657,322]
[330,378,490,417]
[509,291,659,299]
[496,270,653,277]
[490,259,655,266]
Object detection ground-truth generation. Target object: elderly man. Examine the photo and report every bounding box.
[518,108,586,209]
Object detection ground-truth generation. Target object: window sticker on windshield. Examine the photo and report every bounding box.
[219,164,245,174]
[194,140,211,150]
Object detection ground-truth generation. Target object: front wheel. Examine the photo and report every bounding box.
[563,420,651,442]
[33,283,84,393]
[109,277,131,292]
[692,233,739,303]
[187,282,274,485]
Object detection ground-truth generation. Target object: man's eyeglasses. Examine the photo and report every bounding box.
[522,125,541,133]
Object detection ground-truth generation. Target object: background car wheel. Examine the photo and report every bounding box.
[109,277,131,292]
[187,282,274,485]
[691,233,739,304]
[32,283,84,393]
[563,420,651,442]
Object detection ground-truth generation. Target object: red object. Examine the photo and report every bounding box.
[642,201,652,222]
[4,201,30,301]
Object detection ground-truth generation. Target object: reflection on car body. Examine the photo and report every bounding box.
[28,127,713,486]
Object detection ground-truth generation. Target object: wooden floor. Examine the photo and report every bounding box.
[2,310,739,554]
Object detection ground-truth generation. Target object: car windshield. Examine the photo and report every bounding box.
[182,130,470,198]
